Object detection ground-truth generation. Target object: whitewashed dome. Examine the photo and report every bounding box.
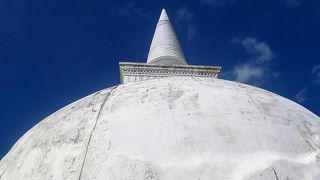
[0,77,320,180]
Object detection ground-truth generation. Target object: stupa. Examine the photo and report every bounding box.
[0,9,319,180]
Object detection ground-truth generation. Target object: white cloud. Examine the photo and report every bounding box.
[284,0,301,7]
[186,25,197,41]
[200,0,300,7]
[311,65,320,84]
[234,37,273,63]
[232,63,264,83]
[294,65,320,103]
[295,87,307,103]
[225,37,276,84]
[176,7,197,41]
[176,7,195,23]
[200,0,237,6]
[118,3,145,18]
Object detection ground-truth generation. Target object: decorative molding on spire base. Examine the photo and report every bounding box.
[119,9,222,84]
[119,62,221,84]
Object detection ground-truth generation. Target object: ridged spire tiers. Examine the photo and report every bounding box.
[147,9,187,65]
[119,8,221,84]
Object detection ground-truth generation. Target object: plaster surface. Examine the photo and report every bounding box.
[1,77,319,180]
[147,9,187,65]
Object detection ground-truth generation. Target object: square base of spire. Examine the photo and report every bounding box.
[119,62,222,84]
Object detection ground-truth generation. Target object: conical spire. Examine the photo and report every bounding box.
[147,9,187,65]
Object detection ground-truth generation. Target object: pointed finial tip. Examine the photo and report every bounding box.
[159,9,169,21]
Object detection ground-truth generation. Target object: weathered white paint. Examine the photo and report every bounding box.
[1,77,319,180]
[147,9,187,65]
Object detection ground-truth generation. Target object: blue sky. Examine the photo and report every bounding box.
[0,0,319,158]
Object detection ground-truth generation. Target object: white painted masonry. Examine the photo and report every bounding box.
[120,9,221,84]
[147,9,187,65]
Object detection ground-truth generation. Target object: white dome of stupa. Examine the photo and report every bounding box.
[1,9,320,180]
[0,77,319,180]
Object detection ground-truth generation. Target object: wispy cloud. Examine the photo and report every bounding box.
[295,87,307,103]
[294,64,320,103]
[118,3,146,18]
[176,7,197,41]
[16,0,25,10]
[311,65,320,84]
[283,0,301,7]
[186,25,197,41]
[200,0,300,7]
[200,0,238,6]
[224,37,277,84]
[232,63,264,83]
[176,7,195,23]
[234,37,273,64]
